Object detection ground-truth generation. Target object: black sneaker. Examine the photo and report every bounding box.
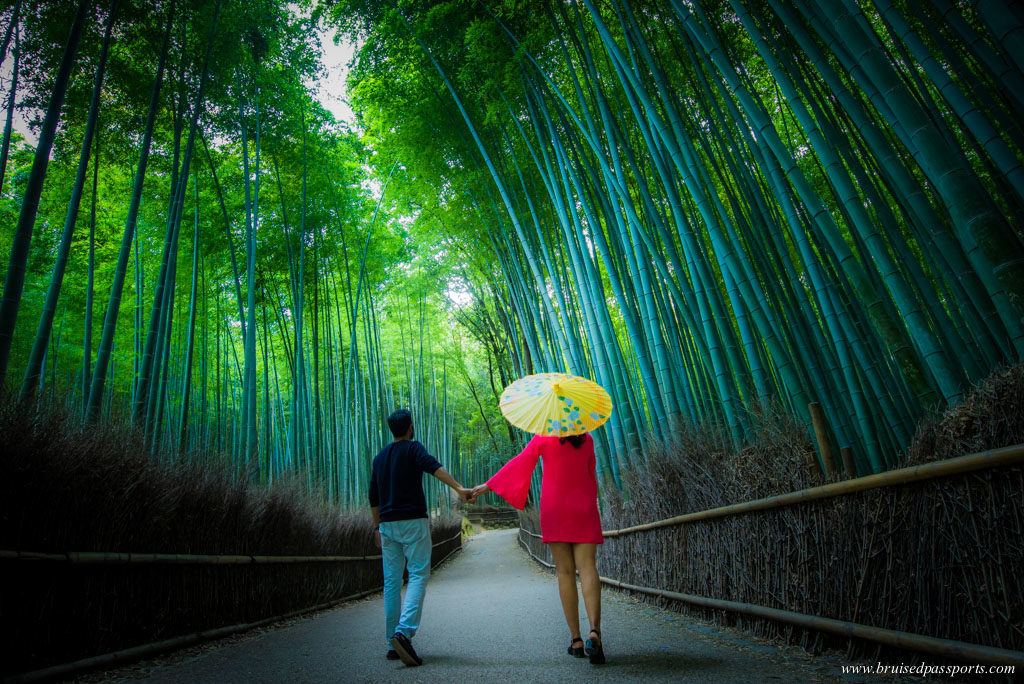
[390,632,422,666]
[386,649,400,661]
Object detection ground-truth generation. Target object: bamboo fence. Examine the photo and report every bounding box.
[2,524,462,678]
[519,444,1024,665]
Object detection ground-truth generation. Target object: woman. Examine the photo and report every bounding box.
[471,432,605,664]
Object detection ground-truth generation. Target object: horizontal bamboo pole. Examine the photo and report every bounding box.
[603,443,1024,537]
[9,540,466,684]
[0,550,384,564]
[517,529,553,568]
[0,531,464,566]
[6,586,383,684]
[599,576,1024,667]
[516,446,1024,667]
[517,526,1024,666]
[432,537,465,567]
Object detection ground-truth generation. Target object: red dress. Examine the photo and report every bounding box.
[486,434,603,544]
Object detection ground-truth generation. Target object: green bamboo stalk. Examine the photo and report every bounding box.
[0,20,19,198]
[178,175,200,451]
[88,0,176,421]
[0,0,91,386]
[20,1,118,404]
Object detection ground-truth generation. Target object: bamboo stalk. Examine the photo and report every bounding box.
[841,446,857,478]
[808,402,836,477]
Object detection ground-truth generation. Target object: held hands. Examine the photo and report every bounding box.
[455,483,491,505]
[457,486,477,504]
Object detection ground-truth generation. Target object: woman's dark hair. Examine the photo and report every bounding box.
[387,409,412,438]
[559,433,587,449]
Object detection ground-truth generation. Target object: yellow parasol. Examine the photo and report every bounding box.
[499,372,613,436]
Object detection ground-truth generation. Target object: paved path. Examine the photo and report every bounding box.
[121,529,862,683]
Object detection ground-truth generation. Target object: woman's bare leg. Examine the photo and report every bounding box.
[573,543,601,643]
[548,542,581,640]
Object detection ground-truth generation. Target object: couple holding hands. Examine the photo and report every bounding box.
[368,408,606,668]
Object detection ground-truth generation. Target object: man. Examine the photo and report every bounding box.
[369,408,471,667]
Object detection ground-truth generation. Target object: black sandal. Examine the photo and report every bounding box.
[567,637,585,658]
[585,629,605,665]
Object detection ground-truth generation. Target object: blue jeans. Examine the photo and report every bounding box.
[380,518,432,648]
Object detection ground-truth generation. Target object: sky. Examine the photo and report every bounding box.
[308,16,360,128]
[0,47,32,146]
[0,9,359,147]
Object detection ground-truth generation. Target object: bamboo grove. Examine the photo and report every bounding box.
[0,0,500,510]
[3,0,1024,505]
[333,0,1024,482]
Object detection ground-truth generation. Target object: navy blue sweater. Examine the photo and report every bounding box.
[368,440,442,522]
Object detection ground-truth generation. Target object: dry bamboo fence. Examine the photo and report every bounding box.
[2,524,462,679]
[0,400,472,676]
[4,530,463,683]
[0,550,388,564]
[518,444,1024,665]
[4,586,385,684]
[0,529,464,567]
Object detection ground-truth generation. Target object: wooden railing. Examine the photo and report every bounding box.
[518,444,1024,667]
[602,443,1024,536]
[5,531,463,683]
[0,530,462,566]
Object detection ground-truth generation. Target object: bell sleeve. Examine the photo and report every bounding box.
[486,435,542,510]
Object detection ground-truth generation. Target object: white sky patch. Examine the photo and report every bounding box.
[364,170,384,198]
[308,20,360,129]
[5,108,35,147]
[0,6,359,150]
[1,48,38,147]
[397,210,418,228]
[445,279,474,308]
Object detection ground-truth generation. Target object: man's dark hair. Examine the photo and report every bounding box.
[559,433,587,449]
[387,409,413,438]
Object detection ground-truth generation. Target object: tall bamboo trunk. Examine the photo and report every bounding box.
[0,20,20,198]
[87,0,176,421]
[178,176,200,451]
[20,1,118,403]
[0,0,91,386]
